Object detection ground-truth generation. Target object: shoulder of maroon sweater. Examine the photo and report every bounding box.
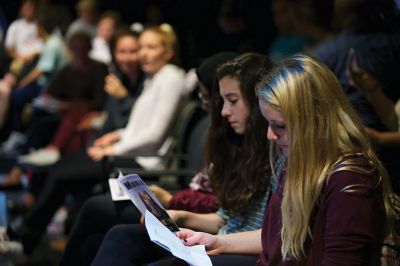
[324,170,382,197]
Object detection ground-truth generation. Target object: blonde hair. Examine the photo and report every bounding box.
[142,23,179,64]
[143,24,176,50]
[256,54,397,260]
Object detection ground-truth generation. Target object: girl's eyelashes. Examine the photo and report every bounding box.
[270,123,286,130]
[227,98,238,105]
[221,97,238,105]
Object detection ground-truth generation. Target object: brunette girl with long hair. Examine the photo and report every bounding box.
[90,53,275,266]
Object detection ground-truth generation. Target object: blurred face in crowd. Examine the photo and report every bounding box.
[114,36,140,75]
[272,0,296,35]
[197,81,211,111]
[68,36,91,65]
[138,30,172,74]
[259,100,289,155]
[79,9,97,23]
[97,17,116,42]
[21,1,36,21]
[219,76,249,135]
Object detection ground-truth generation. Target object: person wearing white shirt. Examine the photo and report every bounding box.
[4,0,43,75]
[65,0,97,39]
[89,11,120,65]
[87,24,186,169]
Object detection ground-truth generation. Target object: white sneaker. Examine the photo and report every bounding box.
[0,131,26,154]
[0,239,23,255]
[0,227,23,256]
[18,148,61,166]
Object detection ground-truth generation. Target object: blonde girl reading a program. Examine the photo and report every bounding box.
[163,54,397,266]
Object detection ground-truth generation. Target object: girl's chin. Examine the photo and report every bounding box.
[279,145,288,155]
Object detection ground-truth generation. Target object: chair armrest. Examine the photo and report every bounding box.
[107,154,189,167]
[112,168,197,177]
[108,167,197,191]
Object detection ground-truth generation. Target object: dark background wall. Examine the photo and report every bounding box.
[0,0,277,70]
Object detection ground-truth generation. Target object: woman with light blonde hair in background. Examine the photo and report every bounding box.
[87,24,186,166]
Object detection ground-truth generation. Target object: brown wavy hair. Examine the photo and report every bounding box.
[205,52,274,214]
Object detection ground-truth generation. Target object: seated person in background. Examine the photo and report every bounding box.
[59,51,237,266]
[347,52,400,193]
[152,54,398,266]
[87,24,186,170]
[0,29,142,193]
[1,7,69,149]
[90,53,276,266]
[312,0,400,198]
[65,0,97,39]
[1,23,187,256]
[94,29,144,136]
[347,50,400,138]
[17,31,108,166]
[89,10,120,66]
[267,0,310,63]
[1,32,107,187]
[4,0,43,77]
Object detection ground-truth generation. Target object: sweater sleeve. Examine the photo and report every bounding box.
[113,66,185,155]
[168,189,218,213]
[320,171,385,265]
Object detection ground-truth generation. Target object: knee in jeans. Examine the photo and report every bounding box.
[104,224,136,243]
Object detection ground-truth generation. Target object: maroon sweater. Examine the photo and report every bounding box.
[168,167,218,213]
[257,170,386,266]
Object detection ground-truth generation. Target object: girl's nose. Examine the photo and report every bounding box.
[221,102,231,117]
[267,126,278,141]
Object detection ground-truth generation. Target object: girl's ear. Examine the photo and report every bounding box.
[164,48,174,63]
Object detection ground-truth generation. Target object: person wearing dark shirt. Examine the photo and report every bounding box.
[312,0,400,130]
[311,0,400,192]
[98,29,144,136]
[18,31,108,165]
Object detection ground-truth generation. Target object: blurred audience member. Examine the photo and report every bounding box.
[267,0,310,62]
[89,10,120,65]
[87,24,186,169]
[66,0,98,39]
[17,31,107,166]
[2,24,186,256]
[312,0,400,192]
[4,0,43,77]
[1,7,69,154]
